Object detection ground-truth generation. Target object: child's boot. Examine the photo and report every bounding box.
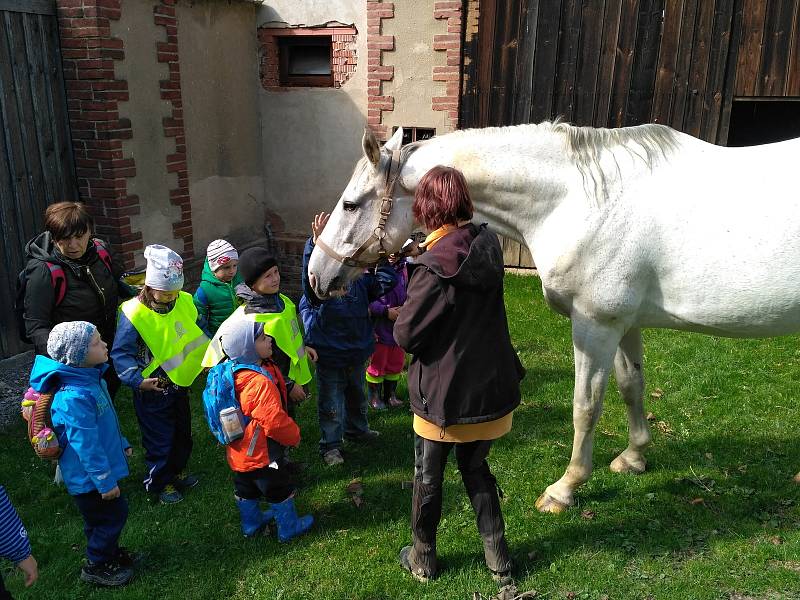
[368,382,386,410]
[383,379,403,408]
[235,496,272,537]
[271,496,314,542]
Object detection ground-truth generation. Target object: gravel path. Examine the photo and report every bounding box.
[0,351,33,431]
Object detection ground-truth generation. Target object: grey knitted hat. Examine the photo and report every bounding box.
[47,321,97,367]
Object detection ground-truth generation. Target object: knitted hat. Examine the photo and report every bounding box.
[218,318,265,364]
[207,239,239,272]
[144,244,184,291]
[238,247,278,287]
[47,321,97,367]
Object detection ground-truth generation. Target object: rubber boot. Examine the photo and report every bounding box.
[368,382,386,410]
[235,496,272,537]
[383,379,403,408]
[406,480,441,579]
[270,496,314,542]
[462,465,512,576]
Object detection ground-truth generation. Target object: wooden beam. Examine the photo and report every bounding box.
[0,0,55,17]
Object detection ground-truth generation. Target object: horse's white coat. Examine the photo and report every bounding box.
[308,123,800,511]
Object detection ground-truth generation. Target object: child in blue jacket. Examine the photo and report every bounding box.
[0,485,38,598]
[300,212,397,466]
[29,321,137,588]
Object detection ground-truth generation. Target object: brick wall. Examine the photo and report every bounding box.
[155,0,193,259]
[258,26,358,91]
[366,0,395,141]
[57,0,141,268]
[432,0,462,130]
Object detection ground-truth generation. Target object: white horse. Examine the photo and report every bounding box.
[307,123,800,512]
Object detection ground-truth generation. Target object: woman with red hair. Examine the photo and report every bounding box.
[394,166,525,586]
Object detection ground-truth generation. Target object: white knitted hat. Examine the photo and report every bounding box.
[206,239,238,271]
[144,244,184,291]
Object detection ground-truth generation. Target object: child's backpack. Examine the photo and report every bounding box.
[14,239,113,344]
[202,361,274,445]
[21,387,62,460]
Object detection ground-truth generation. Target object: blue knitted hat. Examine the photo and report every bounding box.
[47,321,97,367]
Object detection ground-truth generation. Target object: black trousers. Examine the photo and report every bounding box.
[73,491,129,565]
[410,433,511,575]
[233,465,295,504]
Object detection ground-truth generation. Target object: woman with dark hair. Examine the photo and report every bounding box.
[394,166,525,586]
[22,201,131,397]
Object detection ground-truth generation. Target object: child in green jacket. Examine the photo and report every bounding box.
[193,239,243,335]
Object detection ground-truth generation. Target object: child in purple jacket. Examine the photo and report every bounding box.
[366,256,408,410]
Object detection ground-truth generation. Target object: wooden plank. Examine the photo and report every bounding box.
[669,0,698,130]
[758,0,795,95]
[683,0,715,136]
[501,235,522,267]
[6,11,43,232]
[37,13,65,203]
[594,0,623,127]
[716,0,744,145]
[487,0,509,125]
[625,0,665,126]
[497,0,523,125]
[519,242,535,268]
[529,0,562,122]
[608,0,640,127]
[22,13,53,213]
[700,0,736,142]
[734,0,767,96]
[553,0,582,121]
[0,0,55,16]
[476,0,497,127]
[42,14,77,201]
[460,0,481,128]
[787,0,800,95]
[652,0,685,125]
[572,0,605,126]
[512,0,538,124]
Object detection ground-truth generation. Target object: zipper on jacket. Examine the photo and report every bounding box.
[418,368,428,413]
[85,266,106,307]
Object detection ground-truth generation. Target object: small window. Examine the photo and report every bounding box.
[279,36,333,87]
[392,127,436,146]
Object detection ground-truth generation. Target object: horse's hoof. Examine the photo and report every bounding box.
[535,492,571,514]
[794,472,800,484]
[610,453,647,474]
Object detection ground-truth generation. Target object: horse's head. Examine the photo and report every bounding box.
[308,126,416,299]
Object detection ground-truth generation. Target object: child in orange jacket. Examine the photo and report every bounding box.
[215,318,313,542]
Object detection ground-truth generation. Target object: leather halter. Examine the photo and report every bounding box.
[315,149,403,269]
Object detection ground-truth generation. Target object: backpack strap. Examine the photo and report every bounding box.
[93,239,113,273]
[46,262,67,306]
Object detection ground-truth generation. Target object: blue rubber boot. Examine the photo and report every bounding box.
[235,497,270,537]
[270,497,314,542]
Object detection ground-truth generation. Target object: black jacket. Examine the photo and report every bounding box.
[394,223,525,428]
[23,231,128,356]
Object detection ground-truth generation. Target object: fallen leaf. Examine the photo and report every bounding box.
[566,592,576,600]
[690,497,705,505]
[580,509,596,520]
[657,421,674,435]
[650,388,664,399]
[769,535,783,545]
[527,550,539,560]
[794,472,800,484]
[705,452,713,460]
[347,479,364,508]
[646,412,656,421]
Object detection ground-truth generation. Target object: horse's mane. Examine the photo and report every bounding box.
[547,120,680,205]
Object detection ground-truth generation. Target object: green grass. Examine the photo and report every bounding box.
[2,273,800,599]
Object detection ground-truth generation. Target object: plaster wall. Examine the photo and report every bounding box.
[257,1,367,234]
[383,0,448,134]
[112,1,182,254]
[177,0,267,255]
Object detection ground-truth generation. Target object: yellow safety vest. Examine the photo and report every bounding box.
[202,294,312,385]
[121,292,209,387]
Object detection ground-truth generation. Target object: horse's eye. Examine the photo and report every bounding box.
[343,202,358,212]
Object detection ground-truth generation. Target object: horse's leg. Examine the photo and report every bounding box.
[609,328,650,474]
[535,318,622,513]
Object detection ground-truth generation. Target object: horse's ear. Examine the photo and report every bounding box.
[384,126,404,153]
[362,127,381,168]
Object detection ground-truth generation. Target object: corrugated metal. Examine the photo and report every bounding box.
[0,0,77,358]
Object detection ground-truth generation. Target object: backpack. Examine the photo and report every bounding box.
[14,239,113,344]
[202,361,275,445]
[21,387,62,461]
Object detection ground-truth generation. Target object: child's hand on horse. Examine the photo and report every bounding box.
[312,212,330,243]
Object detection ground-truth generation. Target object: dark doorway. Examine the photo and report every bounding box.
[726,100,800,146]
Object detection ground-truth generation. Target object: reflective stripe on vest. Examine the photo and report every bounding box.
[121,292,209,387]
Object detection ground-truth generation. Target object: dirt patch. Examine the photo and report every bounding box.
[0,351,33,431]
